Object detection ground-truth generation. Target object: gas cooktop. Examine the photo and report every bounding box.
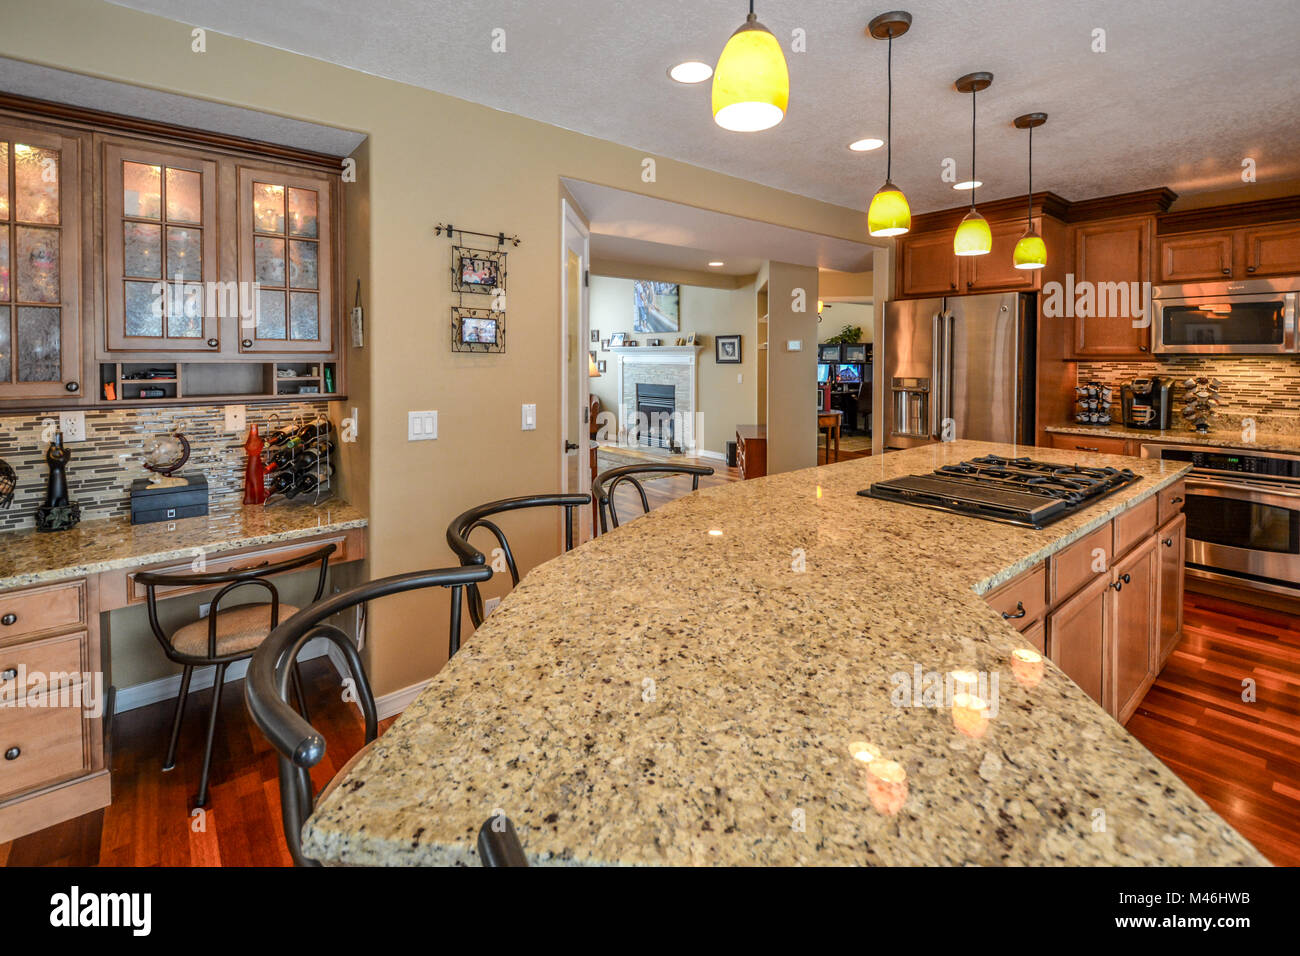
[860,454,1142,529]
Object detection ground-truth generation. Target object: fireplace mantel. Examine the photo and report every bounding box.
[611,346,701,452]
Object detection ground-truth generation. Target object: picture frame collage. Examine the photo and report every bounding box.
[451,244,507,353]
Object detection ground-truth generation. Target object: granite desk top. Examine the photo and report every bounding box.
[302,440,1264,867]
[0,500,367,592]
[1047,422,1300,455]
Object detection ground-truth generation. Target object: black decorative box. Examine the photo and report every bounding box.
[129,474,209,525]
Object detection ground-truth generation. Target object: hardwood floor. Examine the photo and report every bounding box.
[1127,591,1300,866]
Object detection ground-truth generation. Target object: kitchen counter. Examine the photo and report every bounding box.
[301,441,1264,866]
[0,499,367,592]
[1047,422,1300,454]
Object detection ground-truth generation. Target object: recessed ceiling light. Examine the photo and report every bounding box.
[848,138,884,152]
[708,260,725,267]
[953,180,982,190]
[669,61,713,84]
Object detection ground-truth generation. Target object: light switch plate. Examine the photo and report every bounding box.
[408,410,437,441]
[58,411,86,443]
[521,404,537,431]
[736,373,743,384]
[786,339,802,351]
[224,404,246,433]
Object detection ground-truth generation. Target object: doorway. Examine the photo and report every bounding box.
[561,198,592,542]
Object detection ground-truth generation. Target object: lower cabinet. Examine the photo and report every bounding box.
[1109,534,1158,723]
[1155,513,1186,669]
[1046,573,1108,707]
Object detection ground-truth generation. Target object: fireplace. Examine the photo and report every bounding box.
[635,383,678,451]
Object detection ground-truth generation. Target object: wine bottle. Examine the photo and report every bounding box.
[265,470,296,496]
[284,471,320,499]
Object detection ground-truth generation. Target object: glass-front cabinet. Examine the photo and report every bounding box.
[103,143,220,352]
[237,165,332,354]
[0,120,82,400]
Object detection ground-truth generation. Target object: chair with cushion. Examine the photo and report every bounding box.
[135,543,335,807]
[594,463,714,534]
[446,493,590,640]
[244,564,526,867]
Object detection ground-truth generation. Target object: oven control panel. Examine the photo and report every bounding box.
[1156,447,1300,479]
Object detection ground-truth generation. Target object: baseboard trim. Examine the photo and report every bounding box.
[112,638,331,714]
[374,678,431,720]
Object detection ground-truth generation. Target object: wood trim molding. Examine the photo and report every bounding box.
[909,187,1179,233]
[1064,187,1178,223]
[0,91,346,172]
[1156,195,1300,235]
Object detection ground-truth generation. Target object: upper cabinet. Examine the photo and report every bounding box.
[1241,222,1300,278]
[0,120,84,401]
[895,216,1042,299]
[237,165,333,354]
[1070,216,1153,357]
[103,142,220,353]
[1157,221,1300,283]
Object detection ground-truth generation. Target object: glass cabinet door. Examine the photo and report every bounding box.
[237,165,333,354]
[104,143,220,352]
[0,122,82,400]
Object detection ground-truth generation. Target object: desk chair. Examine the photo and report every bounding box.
[594,463,714,533]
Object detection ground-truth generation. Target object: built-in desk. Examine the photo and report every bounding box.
[0,501,367,842]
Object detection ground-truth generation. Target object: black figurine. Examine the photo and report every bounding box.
[35,430,80,532]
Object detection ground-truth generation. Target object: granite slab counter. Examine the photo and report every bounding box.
[0,500,367,592]
[1047,421,1300,454]
[302,440,1264,867]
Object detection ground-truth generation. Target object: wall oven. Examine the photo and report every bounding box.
[1152,278,1298,354]
[1142,443,1300,595]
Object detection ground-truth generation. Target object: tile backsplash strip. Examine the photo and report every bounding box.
[0,401,332,533]
[1079,357,1300,422]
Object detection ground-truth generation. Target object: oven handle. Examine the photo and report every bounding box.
[1187,475,1300,501]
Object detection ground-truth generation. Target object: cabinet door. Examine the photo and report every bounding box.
[897,231,959,298]
[1109,534,1158,724]
[103,143,220,352]
[1155,513,1185,670]
[1071,217,1152,357]
[1046,572,1108,707]
[0,121,82,400]
[1157,232,1233,283]
[237,166,333,354]
[1242,223,1300,278]
[965,218,1041,293]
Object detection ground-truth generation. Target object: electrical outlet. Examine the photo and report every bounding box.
[58,411,86,442]
[224,404,246,433]
[408,410,437,441]
[521,404,537,431]
[198,602,211,619]
[483,596,501,616]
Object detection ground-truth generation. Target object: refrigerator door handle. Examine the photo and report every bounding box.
[931,311,943,439]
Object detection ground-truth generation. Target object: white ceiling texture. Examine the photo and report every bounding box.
[107,0,1300,212]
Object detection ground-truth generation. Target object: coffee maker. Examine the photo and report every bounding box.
[1121,376,1173,430]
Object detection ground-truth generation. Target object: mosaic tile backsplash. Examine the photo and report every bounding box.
[0,401,332,533]
[1078,356,1300,421]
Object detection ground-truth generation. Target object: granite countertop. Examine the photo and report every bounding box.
[302,440,1264,867]
[1047,421,1300,454]
[0,499,367,591]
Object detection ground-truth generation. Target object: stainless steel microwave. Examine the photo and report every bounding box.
[1152,277,1298,354]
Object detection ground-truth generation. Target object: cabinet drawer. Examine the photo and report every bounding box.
[0,632,86,699]
[984,562,1046,630]
[126,534,347,604]
[1050,523,1112,604]
[0,693,88,799]
[1158,479,1186,525]
[1114,495,1158,558]
[0,581,86,641]
[1022,619,1046,654]
[1049,433,1132,456]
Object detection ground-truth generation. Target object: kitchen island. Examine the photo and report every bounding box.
[301,441,1265,866]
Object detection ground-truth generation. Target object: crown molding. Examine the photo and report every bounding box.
[1157,195,1300,235]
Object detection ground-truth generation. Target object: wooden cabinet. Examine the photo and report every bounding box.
[102,141,221,353]
[237,165,334,354]
[1155,512,1186,669]
[1046,432,1135,457]
[1109,534,1158,723]
[1157,232,1233,282]
[1155,222,1300,283]
[895,218,1042,299]
[1242,222,1300,278]
[897,230,959,297]
[736,426,767,480]
[1071,216,1152,357]
[0,119,84,401]
[1047,573,1109,707]
[965,218,1043,293]
[984,561,1047,630]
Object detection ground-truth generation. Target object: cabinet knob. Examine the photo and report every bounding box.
[4,747,18,761]
[1222,267,1231,275]
[65,381,79,393]
[1163,537,1174,547]
[1111,579,1123,592]
[207,338,219,348]
[1001,600,1027,620]
[1,667,16,681]
[0,613,15,626]
[1246,266,1257,273]
[242,339,253,348]
[1171,496,1184,504]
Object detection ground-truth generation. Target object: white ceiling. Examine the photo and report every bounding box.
[108,0,1300,212]
[565,179,875,274]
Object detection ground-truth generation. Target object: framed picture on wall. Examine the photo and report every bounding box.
[598,360,607,373]
[609,332,628,347]
[632,280,679,332]
[452,246,506,295]
[451,307,505,352]
[591,329,600,343]
[601,338,610,350]
[715,335,742,364]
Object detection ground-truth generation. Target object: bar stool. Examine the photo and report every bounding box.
[594,463,714,533]
[445,493,590,644]
[244,564,526,867]
[135,543,335,807]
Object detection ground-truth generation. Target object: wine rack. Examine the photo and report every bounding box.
[260,409,335,506]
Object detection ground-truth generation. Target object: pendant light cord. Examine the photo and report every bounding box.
[886,35,893,183]
[969,87,977,209]
[1026,125,1034,226]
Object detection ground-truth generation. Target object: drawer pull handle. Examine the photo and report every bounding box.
[1002,601,1027,620]
[1171,496,1183,504]
[4,747,18,761]
[0,613,15,626]
[1077,445,1099,452]
[229,560,271,573]
[1,668,15,681]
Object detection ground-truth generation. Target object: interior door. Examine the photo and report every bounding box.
[945,293,1019,443]
[561,200,591,542]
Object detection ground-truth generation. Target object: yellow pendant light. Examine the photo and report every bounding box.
[712,2,789,132]
[952,71,993,256]
[866,11,913,237]
[1012,112,1049,270]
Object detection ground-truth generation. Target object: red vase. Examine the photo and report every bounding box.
[243,425,268,505]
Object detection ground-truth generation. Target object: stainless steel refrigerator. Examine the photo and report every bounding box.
[882,293,1035,451]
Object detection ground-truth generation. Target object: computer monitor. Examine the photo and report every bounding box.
[836,363,861,384]
[817,363,832,384]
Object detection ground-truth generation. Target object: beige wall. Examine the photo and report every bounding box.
[764,262,819,474]
[9,0,877,697]
[588,275,757,456]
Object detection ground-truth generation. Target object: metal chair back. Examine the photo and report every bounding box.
[594,463,714,534]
